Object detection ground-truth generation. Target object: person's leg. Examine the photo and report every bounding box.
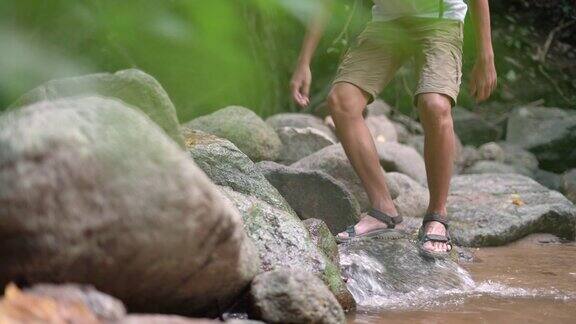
[417,93,454,252]
[328,82,399,239]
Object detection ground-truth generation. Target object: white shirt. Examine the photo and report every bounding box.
[372,0,468,22]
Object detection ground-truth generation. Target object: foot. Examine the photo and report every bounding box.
[422,221,451,252]
[337,212,398,240]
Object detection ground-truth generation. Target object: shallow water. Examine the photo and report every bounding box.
[348,239,576,324]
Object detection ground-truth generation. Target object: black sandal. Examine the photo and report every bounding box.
[418,212,452,259]
[336,208,403,244]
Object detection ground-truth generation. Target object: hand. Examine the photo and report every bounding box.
[469,55,497,103]
[290,64,312,108]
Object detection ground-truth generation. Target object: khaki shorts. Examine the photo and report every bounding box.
[333,17,464,106]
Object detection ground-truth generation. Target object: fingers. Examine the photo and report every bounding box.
[290,81,309,108]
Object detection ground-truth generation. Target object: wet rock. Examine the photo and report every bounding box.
[463,160,520,175]
[184,129,291,212]
[387,172,429,218]
[366,115,398,143]
[448,174,576,246]
[219,187,352,311]
[478,142,505,162]
[250,270,346,324]
[276,126,336,164]
[376,142,427,184]
[339,236,473,308]
[255,161,360,234]
[533,169,562,191]
[9,69,184,146]
[266,113,337,142]
[24,284,126,322]
[185,106,281,161]
[506,106,576,172]
[561,169,576,204]
[0,97,259,315]
[291,144,398,209]
[452,106,500,146]
[303,218,340,266]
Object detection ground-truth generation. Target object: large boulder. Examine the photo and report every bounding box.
[452,106,500,146]
[220,187,353,311]
[302,218,340,267]
[255,161,361,234]
[184,129,291,212]
[185,106,281,161]
[498,142,540,173]
[561,169,576,204]
[532,169,562,191]
[0,97,259,315]
[265,113,337,142]
[506,106,576,172]
[182,131,351,309]
[339,236,473,308]
[250,270,345,324]
[291,144,399,209]
[275,126,336,164]
[9,69,184,146]
[366,115,398,143]
[448,174,576,246]
[376,142,427,184]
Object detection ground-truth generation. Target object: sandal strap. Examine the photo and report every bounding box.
[422,212,449,228]
[345,225,356,238]
[368,208,402,229]
[421,234,449,243]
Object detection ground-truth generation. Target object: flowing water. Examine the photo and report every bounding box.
[344,236,576,324]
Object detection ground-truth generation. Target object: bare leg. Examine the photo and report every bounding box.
[417,93,454,252]
[328,83,399,239]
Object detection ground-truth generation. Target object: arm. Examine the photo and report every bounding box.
[291,1,332,107]
[469,0,497,102]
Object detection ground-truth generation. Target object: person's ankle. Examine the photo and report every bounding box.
[426,207,447,217]
[372,201,398,217]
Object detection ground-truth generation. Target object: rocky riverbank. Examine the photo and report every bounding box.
[0,69,575,323]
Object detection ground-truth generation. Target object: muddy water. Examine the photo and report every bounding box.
[348,238,576,324]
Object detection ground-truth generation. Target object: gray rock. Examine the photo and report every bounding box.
[389,113,424,135]
[266,113,337,142]
[506,106,576,172]
[458,145,481,170]
[255,161,360,234]
[366,115,398,143]
[291,144,398,209]
[250,270,346,324]
[9,69,184,146]
[498,142,539,172]
[302,218,340,267]
[24,284,126,322]
[448,174,576,246]
[365,99,392,117]
[185,106,281,161]
[376,142,427,184]
[184,129,291,212]
[339,236,473,307]
[276,126,336,164]
[0,97,259,315]
[393,122,412,143]
[452,106,500,146]
[405,135,425,157]
[533,169,562,191]
[561,169,576,204]
[219,187,352,311]
[387,172,429,218]
[478,142,505,162]
[463,160,519,175]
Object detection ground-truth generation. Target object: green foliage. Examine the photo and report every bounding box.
[1,0,573,122]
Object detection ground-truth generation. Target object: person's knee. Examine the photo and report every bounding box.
[327,86,364,120]
[418,94,453,129]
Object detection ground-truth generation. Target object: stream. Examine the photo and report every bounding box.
[344,235,576,324]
